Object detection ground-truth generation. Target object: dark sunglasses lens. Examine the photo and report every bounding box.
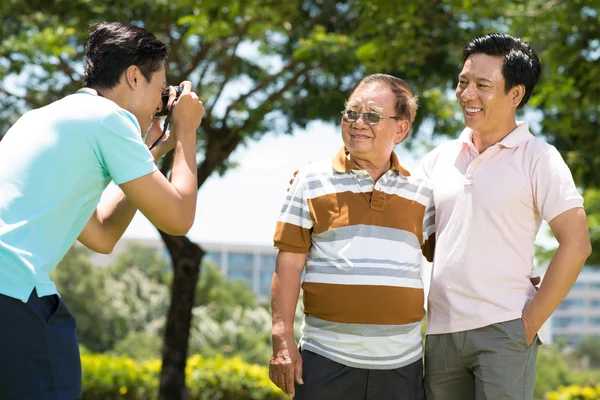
[364,112,380,124]
[345,110,359,121]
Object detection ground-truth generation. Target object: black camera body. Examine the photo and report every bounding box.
[155,86,183,117]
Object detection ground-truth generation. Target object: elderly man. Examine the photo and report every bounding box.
[269,74,435,400]
[422,33,591,400]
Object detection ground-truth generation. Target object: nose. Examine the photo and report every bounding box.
[460,83,476,102]
[352,114,369,127]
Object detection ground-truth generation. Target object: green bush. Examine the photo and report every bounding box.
[545,385,600,400]
[81,352,286,400]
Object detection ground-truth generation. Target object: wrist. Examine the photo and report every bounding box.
[272,323,294,339]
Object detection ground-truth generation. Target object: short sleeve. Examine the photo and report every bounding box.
[94,109,157,184]
[273,172,314,254]
[532,146,584,223]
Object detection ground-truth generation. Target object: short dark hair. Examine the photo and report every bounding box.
[83,22,167,89]
[462,33,541,108]
[348,74,419,126]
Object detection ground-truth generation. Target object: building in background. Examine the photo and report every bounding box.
[90,239,278,301]
[552,267,600,345]
[202,242,277,301]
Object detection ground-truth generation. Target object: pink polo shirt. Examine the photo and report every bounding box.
[420,121,584,335]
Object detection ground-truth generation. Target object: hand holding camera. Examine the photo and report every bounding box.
[149,81,203,151]
[168,81,204,141]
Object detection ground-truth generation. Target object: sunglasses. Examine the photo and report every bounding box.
[341,109,402,126]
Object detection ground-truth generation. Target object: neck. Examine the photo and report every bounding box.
[89,85,127,110]
[471,120,518,153]
[349,153,391,182]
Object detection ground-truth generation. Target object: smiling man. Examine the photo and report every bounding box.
[421,33,591,399]
[269,74,435,400]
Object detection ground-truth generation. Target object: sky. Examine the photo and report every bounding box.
[101,119,557,255]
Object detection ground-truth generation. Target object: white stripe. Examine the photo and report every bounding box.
[310,260,420,272]
[304,273,424,288]
[304,184,430,205]
[278,213,313,229]
[303,322,422,358]
[311,236,420,263]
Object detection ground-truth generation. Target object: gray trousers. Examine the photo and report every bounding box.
[424,319,539,400]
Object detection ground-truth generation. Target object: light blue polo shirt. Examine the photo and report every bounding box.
[0,89,157,301]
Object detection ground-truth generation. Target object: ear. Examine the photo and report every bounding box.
[510,84,526,108]
[394,120,410,144]
[124,65,141,89]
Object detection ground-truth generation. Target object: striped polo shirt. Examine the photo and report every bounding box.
[274,147,435,370]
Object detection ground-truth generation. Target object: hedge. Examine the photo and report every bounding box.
[81,352,287,400]
[545,385,600,400]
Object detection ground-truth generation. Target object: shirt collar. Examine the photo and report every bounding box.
[458,121,534,149]
[331,146,410,176]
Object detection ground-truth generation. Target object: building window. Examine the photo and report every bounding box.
[591,300,600,308]
[228,269,253,284]
[552,317,572,328]
[571,317,586,325]
[228,252,254,269]
[591,318,600,326]
[572,281,586,289]
[204,251,221,266]
[590,282,600,289]
[558,300,573,310]
[260,254,277,271]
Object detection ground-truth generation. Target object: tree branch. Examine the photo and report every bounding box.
[222,60,299,122]
[58,55,79,85]
[237,65,308,133]
[206,23,251,120]
[194,41,220,86]
[504,0,563,17]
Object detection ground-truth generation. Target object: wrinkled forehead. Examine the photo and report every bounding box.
[346,83,394,112]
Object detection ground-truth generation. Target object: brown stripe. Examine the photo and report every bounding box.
[302,282,425,325]
[308,191,425,242]
[274,221,312,253]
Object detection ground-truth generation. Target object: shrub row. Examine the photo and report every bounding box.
[545,384,600,400]
[81,352,286,400]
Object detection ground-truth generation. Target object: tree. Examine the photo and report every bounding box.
[3,1,599,397]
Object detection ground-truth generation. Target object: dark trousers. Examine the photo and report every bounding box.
[294,350,425,400]
[0,289,82,400]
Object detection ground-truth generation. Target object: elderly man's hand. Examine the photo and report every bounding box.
[269,335,303,397]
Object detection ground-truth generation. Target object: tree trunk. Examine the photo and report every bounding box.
[158,232,204,400]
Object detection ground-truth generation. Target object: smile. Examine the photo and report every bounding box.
[465,107,483,114]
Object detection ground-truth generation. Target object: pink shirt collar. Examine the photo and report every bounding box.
[458,121,534,150]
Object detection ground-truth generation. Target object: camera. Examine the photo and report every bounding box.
[155,85,183,117]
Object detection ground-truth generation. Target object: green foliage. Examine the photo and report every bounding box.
[584,189,600,265]
[52,246,129,352]
[195,262,257,312]
[54,244,276,365]
[81,352,286,400]
[575,336,600,369]
[535,345,574,399]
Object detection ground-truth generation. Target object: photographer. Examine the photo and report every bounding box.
[0,21,203,399]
